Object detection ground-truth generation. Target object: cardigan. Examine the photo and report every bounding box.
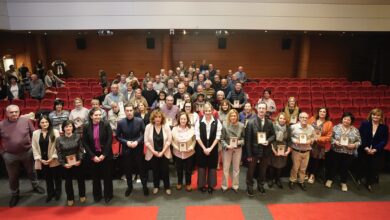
[171,126,196,159]
[144,123,172,161]
[308,117,333,150]
[32,129,60,167]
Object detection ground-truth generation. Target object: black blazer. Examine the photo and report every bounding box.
[245,116,276,158]
[82,121,113,160]
[359,120,389,152]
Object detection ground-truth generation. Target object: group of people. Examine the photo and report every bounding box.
[0,60,388,209]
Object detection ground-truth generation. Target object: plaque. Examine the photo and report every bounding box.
[299,134,307,144]
[257,132,266,144]
[66,154,77,166]
[159,100,165,108]
[118,101,125,113]
[290,115,297,124]
[233,100,240,108]
[177,99,184,109]
[340,135,349,146]
[230,137,238,148]
[277,144,286,156]
[179,142,187,152]
[166,117,173,127]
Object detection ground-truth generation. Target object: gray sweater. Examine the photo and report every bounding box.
[221,122,245,149]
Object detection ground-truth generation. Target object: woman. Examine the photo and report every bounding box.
[220,109,245,193]
[358,108,389,191]
[151,91,167,109]
[257,89,276,116]
[144,110,173,195]
[49,99,70,132]
[239,102,256,126]
[32,115,62,203]
[269,112,291,189]
[44,69,65,88]
[97,86,109,105]
[56,120,86,206]
[325,112,361,192]
[82,108,113,203]
[182,100,199,126]
[5,76,24,100]
[195,103,223,194]
[282,97,300,124]
[172,112,196,192]
[218,99,231,126]
[307,107,333,184]
[69,97,89,134]
[213,90,225,110]
[183,92,192,103]
[135,100,151,125]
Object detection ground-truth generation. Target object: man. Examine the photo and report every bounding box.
[129,88,148,109]
[153,74,165,93]
[102,83,126,110]
[159,69,168,83]
[116,104,149,196]
[0,105,45,207]
[173,83,186,106]
[191,84,205,102]
[118,74,128,95]
[29,73,45,100]
[123,82,135,103]
[160,95,179,127]
[218,78,231,99]
[183,77,194,95]
[142,81,158,107]
[194,73,205,89]
[288,112,315,191]
[208,64,216,80]
[226,82,247,111]
[164,79,177,96]
[235,66,247,83]
[212,74,222,92]
[18,63,30,79]
[245,102,276,197]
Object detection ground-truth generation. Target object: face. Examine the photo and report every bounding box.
[214,75,220,82]
[288,99,296,108]
[229,112,238,123]
[257,103,266,118]
[135,90,142,98]
[155,75,161,82]
[342,116,352,127]
[198,74,204,81]
[127,84,133,91]
[166,97,174,107]
[120,76,126,82]
[154,114,162,125]
[103,87,109,94]
[111,85,119,94]
[278,115,286,125]
[221,103,229,111]
[159,93,166,100]
[55,104,63,111]
[299,113,309,125]
[318,108,327,119]
[371,113,381,123]
[125,106,134,119]
[74,99,83,108]
[178,84,185,94]
[204,107,212,117]
[221,79,227,87]
[217,92,224,100]
[234,83,241,91]
[179,114,188,126]
[112,104,119,113]
[91,101,99,109]
[197,85,203,93]
[147,81,153,89]
[184,103,192,113]
[64,124,73,134]
[205,81,211,89]
[39,118,50,130]
[168,80,174,88]
[138,103,145,112]
[244,103,252,112]
[184,94,191,102]
[91,110,102,124]
[263,91,270,99]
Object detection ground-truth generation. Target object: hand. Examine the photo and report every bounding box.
[203,148,210,156]
[98,155,105,161]
[262,140,269,146]
[40,159,49,165]
[347,143,356,149]
[74,161,81,166]
[335,141,342,147]
[283,151,289,157]
[131,141,138,148]
[157,152,164,158]
[64,164,72,169]
[152,150,159,157]
[247,157,253,162]
[93,156,101,163]
[127,141,132,148]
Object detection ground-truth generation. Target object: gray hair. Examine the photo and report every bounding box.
[6,104,20,113]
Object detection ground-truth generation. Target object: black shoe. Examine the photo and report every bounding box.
[94,196,102,202]
[125,187,133,197]
[275,179,283,189]
[207,187,214,194]
[299,183,307,191]
[257,185,266,194]
[104,196,113,204]
[247,188,254,197]
[46,195,54,203]
[55,191,61,201]
[143,187,149,196]
[366,184,373,192]
[9,195,20,207]
[288,181,295,190]
[33,186,45,194]
[199,187,207,193]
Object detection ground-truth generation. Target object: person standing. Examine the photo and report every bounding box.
[83,108,114,203]
[245,102,276,196]
[32,115,62,203]
[0,104,45,207]
[116,104,149,196]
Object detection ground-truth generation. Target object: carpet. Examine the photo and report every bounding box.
[186,205,244,220]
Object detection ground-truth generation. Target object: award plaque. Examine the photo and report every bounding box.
[233,100,240,108]
[277,145,286,156]
[340,135,349,146]
[257,132,266,144]
[179,142,187,152]
[177,99,184,109]
[230,137,238,148]
[66,154,77,166]
[166,117,173,127]
[290,115,297,124]
[299,134,307,144]
[159,100,165,108]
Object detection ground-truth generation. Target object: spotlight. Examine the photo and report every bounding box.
[169,29,175,35]
[183,30,187,35]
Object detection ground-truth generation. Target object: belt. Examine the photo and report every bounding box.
[293,148,310,153]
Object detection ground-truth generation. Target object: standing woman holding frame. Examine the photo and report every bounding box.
[32,115,62,203]
[82,108,114,203]
[172,112,196,192]
[195,102,223,194]
[220,109,245,193]
[144,109,173,195]
[56,120,86,206]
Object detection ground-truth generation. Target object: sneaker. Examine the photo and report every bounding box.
[67,200,74,206]
[341,183,348,192]
[165,189,172,195]
[308,175,315,184]
[79,197,86,203]
[325,180,333,188]
[153,188,159,194]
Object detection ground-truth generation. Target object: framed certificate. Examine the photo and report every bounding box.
[277,144,286,156]
[118,101,125,113]
[177,99,184,109]
[66,154,77,166]
[233,100,240,108]
[340,135,349,146]
[166,117,173,127]
[159,100,165,107]
[230,137,238,148]
[179,142,187,152]
[290,115,297,124]
[257,132,266,144]
[299,134,307,144]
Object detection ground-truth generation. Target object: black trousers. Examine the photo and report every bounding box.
[41,165,62,197]
[175,155,193,185]
[151,156,170,189]
[358,151,382,185]
[246,155,271,188]
[307,158,322,176]
[122,151,148,188]
[63,164,85,201]
[269,166,282,181]
[91,159,113,199]
[326,150,353,183]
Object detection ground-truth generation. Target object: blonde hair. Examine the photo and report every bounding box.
[368,108,384,124]
[226,109,239,125]
[275,112,290,126]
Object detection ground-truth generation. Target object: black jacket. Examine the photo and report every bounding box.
[245,116,276,158]
[82,121,113,160]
